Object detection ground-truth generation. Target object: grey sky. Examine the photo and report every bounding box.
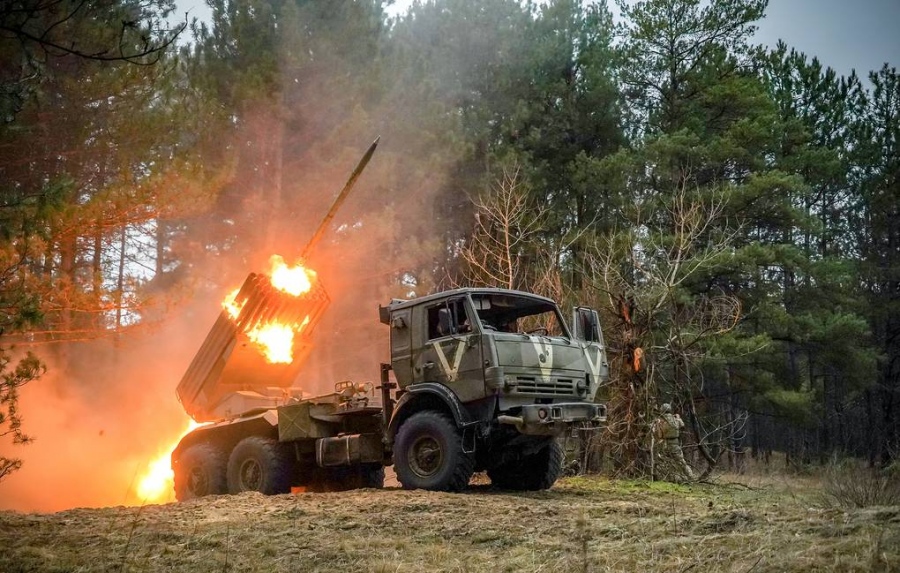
[755,0,899,78]
[177,0,898,78]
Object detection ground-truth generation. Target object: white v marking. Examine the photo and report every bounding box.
[432,339,467,382]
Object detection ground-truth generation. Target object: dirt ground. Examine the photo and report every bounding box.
[1,472,898,573]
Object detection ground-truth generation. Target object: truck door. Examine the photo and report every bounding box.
[572,307,603,343]
[572,306,609,394]
[413,297,485,403]
[389,307,413,387]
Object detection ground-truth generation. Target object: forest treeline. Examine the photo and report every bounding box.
[0,0,897,480]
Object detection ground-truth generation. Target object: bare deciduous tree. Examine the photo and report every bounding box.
[458,162,548,290]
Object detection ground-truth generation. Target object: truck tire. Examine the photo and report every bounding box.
[174,443,227,501]
[394,411,474,492]
[226,436,293,495]
[488,439,563,491]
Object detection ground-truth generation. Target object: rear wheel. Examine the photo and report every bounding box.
[174,443,227,501]
[226,436,294,495]
[394,411,474,492]
[488,439,563,491]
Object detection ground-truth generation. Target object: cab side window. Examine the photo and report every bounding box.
[427,299,470,339]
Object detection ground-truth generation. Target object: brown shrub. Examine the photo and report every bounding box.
[822,460,900,508]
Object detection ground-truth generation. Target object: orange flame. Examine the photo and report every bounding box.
[220,255,316,364]
[269,254,315,295]
[136,419,201,503]
[246,322,295,363]
[222,288,243,319]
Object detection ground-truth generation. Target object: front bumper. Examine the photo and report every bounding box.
[498,402,607,436]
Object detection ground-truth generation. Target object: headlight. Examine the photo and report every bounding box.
[576,377,589,395]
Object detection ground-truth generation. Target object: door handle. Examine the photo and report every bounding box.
[415,361,435,374]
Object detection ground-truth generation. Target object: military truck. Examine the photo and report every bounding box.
[171,285,608,499]
[380,289,608,491]
[169,139,609,499]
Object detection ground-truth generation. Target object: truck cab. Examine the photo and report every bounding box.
[381,288,608,491]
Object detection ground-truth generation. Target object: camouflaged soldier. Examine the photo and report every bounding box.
[654,403,695,481]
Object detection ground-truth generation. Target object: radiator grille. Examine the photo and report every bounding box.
[513,376,575,396]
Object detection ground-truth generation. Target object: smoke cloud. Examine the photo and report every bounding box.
[0,305,213,512]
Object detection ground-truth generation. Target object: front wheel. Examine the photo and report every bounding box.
[226,436,294,495]
[394,411,474,492]
[173,443,227,501]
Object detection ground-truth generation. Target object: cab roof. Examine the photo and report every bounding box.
[384,288,557,312]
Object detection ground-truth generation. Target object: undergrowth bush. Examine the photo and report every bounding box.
[822,460,900,508]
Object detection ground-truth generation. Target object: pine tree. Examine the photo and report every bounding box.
[854,65,900,466]
[0,0,191,480]
[752,44,876,464]
[595,0,789,477]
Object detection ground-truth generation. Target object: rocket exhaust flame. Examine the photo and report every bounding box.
[269,254,314,295]
[177,254,330,423]
[222,255,317,364]
[141,257,323,502]
[246,323,295,363]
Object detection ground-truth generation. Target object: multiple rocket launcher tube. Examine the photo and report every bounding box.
[176,138,380,423]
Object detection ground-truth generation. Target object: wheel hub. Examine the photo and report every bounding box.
[188,467,209,496]
[238,458,263,490]
[408,435,443,478]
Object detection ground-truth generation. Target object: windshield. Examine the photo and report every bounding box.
[470,293,568,337]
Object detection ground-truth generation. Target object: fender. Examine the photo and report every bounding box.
[172,409,279,459]
[388,383,484,439]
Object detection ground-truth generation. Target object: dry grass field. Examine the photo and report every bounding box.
[1,471,898,572]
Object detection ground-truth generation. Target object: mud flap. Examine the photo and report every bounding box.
[461,423,478,454]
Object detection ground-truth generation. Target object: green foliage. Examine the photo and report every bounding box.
[0,350,44,482]
[763,388,816,427]
[0,1,183,121]
[576,0,891,475]
[616,0,767,134]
